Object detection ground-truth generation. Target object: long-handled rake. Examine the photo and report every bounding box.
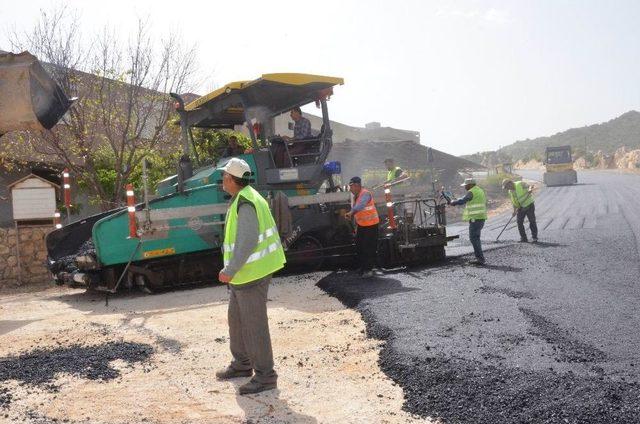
[496,213,515,242]
[496,186,534,242]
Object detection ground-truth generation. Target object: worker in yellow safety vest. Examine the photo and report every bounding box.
[384,158,409,187]
[502,178,538,243]
[345,176,380,278]
[445,177,488,265]
[215,157,285,395]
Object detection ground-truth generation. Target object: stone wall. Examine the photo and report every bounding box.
[0,225,53,288]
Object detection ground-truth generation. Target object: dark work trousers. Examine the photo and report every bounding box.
[468,219,485,262]
[517,203,538,241]
[356,224,379,272]
[228,276,277,384]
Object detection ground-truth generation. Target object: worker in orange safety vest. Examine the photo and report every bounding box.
[345,176,380,278]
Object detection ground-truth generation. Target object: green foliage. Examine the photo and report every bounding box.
[479,173,512,197]
[74,129,252,207]
[77,145,182,206]
[522,151,542,163]
[191,129,252,166]
[56,201,83,217]
[128,150,183,194]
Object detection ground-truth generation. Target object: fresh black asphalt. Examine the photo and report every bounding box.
[0,341,154,410]
[318,170,640,423]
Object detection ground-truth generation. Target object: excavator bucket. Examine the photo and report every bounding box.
[0,51,73,136]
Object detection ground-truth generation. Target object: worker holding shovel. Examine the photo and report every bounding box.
[502,179,538,243]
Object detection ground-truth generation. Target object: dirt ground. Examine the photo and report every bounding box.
[0,272,429,424]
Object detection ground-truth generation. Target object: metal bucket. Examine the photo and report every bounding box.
[0,51,73,136]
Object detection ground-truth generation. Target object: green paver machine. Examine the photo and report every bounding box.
[46,73,456,292]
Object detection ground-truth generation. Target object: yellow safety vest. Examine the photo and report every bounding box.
[222,186,286,285]
[462,186,488,221]
[387,167,402,182]
[509,181,534,208]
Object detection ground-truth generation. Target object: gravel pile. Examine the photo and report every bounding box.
[0,341,153,408]
[49,239,95,275]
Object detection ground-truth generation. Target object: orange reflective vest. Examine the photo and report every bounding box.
[353,189,380,227]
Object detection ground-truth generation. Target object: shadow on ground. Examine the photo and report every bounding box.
[232,386,318,424]
[0,319,40,337]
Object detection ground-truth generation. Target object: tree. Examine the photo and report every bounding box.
[191,129,252,167]
[6,6,197,210]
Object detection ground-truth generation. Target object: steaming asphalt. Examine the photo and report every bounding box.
[318,170,640,423]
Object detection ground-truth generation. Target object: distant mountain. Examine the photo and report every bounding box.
[497,110,640,162]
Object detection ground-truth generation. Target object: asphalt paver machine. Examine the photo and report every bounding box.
[46,73,457,292]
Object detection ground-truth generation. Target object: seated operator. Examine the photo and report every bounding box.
[222,135,245,158]
[273,107,313,167]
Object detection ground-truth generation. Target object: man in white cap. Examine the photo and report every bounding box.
[445,178,487,265]
[214,157,286,394]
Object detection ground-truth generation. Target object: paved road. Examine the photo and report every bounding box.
[319,170,640,423]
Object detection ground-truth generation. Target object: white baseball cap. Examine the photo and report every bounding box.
[218,157,251,179]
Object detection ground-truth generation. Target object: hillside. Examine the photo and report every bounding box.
[498,110,640,162]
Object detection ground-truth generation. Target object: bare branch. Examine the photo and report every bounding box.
[7,6,198,210]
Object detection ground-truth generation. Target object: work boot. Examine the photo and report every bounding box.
[532,237,538,243]
[519,238,528,243]
[469,259,486,266]
[239,379,277,395]
[215,366,252,380]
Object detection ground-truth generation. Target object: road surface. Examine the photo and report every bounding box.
[319,170,640,423]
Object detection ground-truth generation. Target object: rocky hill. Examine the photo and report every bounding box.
[463,110,640,170]
[500,110,640,161]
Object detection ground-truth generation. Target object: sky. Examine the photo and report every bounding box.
[2,0,640,155]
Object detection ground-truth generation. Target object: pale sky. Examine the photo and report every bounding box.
[2,0,639,155]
